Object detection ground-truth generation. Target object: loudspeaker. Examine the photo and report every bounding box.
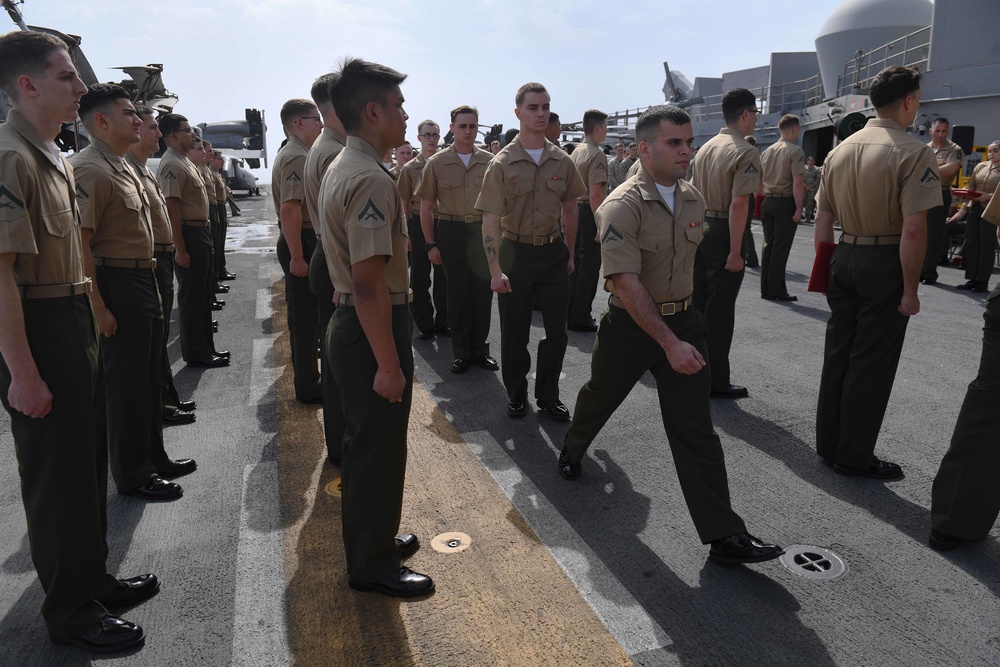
[952,125,975,156]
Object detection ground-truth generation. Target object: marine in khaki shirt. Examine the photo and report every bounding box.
[814,66,942,479]
[570,138,608,204]
[415,106,496,370]
[760,138,805,196]
[758,115,805,300]
[72,137,154,260]
[125,151,172,247]
[920,119,964,283]
[157,146,210,223]
[560,105,784,566]
[692,127,761,214]
[304,126,347,232]
[272,134,313,227]
[0,110,85,287]
[474,83,587,419]
[319,136,409,299]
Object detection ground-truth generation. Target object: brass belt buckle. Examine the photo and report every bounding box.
[464,215,475,223]
[533,236,545,246]
[660,302,677,316]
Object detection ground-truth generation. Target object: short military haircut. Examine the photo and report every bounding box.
[329,57,407,133]
[744,135,757,147]
[279,98,317,127]
[721,88,757,124]
[311,72,339,107]
[778,113,800,130]
[450,105,478,122]
[548,112,560,126]
[932,117,950,127]
[628,142,637,149]
[78,83,130,125]
[0,31,69,100]
[515,82,548,107]
[582,109,608,135]
[134,104,155,119]
[615,142,624,149]
[635,105,691,143]
[158,113,188,136]
[417,119,439,134]
[868,66,921,109]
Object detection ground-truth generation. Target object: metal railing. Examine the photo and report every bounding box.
[837,25,931,96]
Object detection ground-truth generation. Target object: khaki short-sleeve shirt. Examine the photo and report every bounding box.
[475,137,587,237]
[0,110,84,286]
[570,139,609,204]
[126,151,172,245]
[761,138,805,195]
[70,138,154,260]
[272,135,310,224]
[397,153,430,214]
[691,128,761,212]
[212,169,226,203]
[598,165,705,303]
[969,160,1000,199]
[318,136,409,297]
[304,127,347,231]
[157,147,210,221]
[929,139,964,187]
[416,145,492,216]
[198,165,217,204]
[816,118,942,236]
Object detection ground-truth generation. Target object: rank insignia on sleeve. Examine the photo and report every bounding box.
[357,198,387,228]
[163,170,177,181]
[919,166,940,187]
[601,224,625,250]
[743,163,759,176]
[0,183,26,221]
[287,170,301,183]
[75,182,90,202]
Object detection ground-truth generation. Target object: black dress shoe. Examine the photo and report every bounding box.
[213,349,231,359]
[349,567,434,598]
[52,614,144,654]
[833,456,903,479]
[211,300,225,310]
[507,396,528,418]
[972,282,989,293]
[475,354,499,371]
[558,447,581,480]
[536,399,570,421]
[929,530,980,552]
[956,281,975,290]
[158,458,197,479]
[187,355,230,368]
[920,276,937,285]
[773,294,798,301]
[417,328,435,340]
[435,326,452,337]
[567,319,599,332]
[177,399,196,411]
[214,283,230,294]
[162,408,196,425]
[745,262,760,268]
[396,533,420,559]
[709,532,784,565]
[97,574,160,611]
[710,384,749,398]
[451,358,469,374]
[213,321,219,333]
[220,271,237,281]
[122,477,182,501]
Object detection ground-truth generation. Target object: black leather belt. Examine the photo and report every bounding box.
[438,213,483,223]
[609,294,691,316]
[336,291,413,307]
[705,211,729,221]
[181,219,210,227]
[94,257,157,269]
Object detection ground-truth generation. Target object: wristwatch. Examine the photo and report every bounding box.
[425,242,437,251]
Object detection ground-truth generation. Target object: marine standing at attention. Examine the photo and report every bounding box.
[758,113,805,301]
[476,82,587,420]
[690,88,762,399]
[319,58,432,597]
[557,105,784,566]
[0,30,153,653]
[814,65,941,479]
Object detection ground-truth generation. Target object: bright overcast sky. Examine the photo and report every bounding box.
[12,0,845,181]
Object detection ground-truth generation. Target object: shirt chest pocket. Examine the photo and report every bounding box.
[507,176,534,199]
[683,223,703,245]
[545,179,567,198]
[42,207,75,238]
[637,232,673,254]
[122,191,142,212]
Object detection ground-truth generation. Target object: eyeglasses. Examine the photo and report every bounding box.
[420,133,440,139]
[744,109,761,118]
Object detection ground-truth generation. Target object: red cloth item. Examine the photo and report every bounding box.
[808,241,837,293]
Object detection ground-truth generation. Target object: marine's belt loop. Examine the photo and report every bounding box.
[839,233,902,246]
[94,257,157,269]
[17,279,92,300]
[501,229,561,245]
